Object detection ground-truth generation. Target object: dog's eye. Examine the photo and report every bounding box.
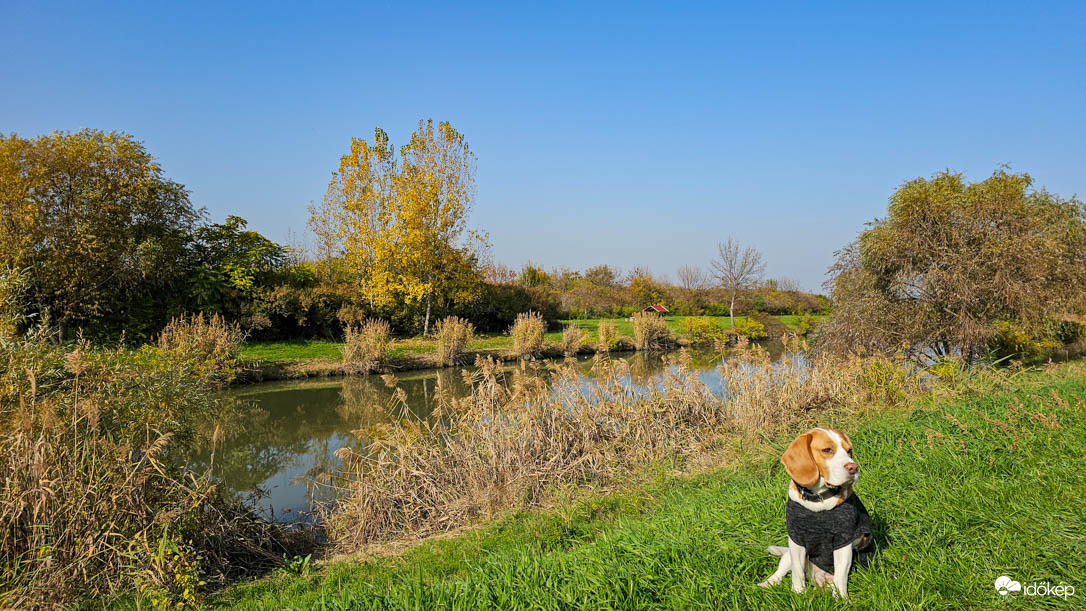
[821,448,833,454]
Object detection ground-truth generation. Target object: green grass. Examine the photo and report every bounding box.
[239,315,827,363]
[200,361,1086,610]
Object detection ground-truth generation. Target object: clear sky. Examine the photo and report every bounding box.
[3,1,1084,291]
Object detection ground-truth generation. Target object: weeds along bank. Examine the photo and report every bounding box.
[319,337,992,552]
[0,311,310,608]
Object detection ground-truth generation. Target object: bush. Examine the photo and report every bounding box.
[989,321,1061,362]
[435,316,474,365]
[798,313,816,336]
[157,313,245,387]
[631,312,671,351]
[467,284,561,334]
[596,320,619,353]
[560,325,587,356]
[735,317,767,340]
[677,316,723,346]
[343,319,393,374]
[510,311,546,358]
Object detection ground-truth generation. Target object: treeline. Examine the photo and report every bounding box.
[0,128,827,343]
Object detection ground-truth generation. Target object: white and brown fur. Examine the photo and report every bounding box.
[758,427,865,599]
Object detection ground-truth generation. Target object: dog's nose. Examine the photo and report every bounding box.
[845,462,858,475]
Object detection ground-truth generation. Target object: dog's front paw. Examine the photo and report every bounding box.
[791,584,806,594]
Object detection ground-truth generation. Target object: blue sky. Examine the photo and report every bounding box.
[3,1,1084,291]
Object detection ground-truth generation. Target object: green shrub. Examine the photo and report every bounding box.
[596,320,619,353]
[510,311,545,358]
[560,325,587,356]
[156,313,245,387]
[798,313,816,336]
[435,316,474,365]
[989,321,1061,362]
[343,319,393,374]
[677,317,723,346]
[631,312,671,351]
[735,317,767,340]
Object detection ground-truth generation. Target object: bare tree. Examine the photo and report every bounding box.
[710,238,766,328]
[773,276,803,292]
[676,265,710,291]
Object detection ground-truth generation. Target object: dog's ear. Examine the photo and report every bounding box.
[782,432,818,486]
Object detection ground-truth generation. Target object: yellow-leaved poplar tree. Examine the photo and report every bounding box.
[309,120,486,334]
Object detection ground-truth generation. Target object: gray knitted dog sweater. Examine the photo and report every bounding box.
[785,492,875,574]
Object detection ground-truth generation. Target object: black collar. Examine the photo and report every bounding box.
[794,481,842,502]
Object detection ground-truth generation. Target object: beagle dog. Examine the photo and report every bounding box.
[758,427,874,599]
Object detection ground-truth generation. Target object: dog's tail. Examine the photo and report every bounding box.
[766,546,788,556]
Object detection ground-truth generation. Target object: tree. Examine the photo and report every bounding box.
[189,216,287,326]
[309,120,486,335]
[584,264,621,288]
[0,130,199,339]
[710,238,766,328]
[676,264,710,293]
[518,264,549,287]
[818,168,1086,363]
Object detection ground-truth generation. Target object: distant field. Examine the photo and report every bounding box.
[239,314,826,363]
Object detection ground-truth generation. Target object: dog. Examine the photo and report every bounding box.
[758,427,874,599]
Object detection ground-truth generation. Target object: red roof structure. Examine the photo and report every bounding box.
[643,304,669,313]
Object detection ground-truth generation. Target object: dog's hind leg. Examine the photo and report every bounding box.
[758,548,792,587]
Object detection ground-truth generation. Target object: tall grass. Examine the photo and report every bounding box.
[343,319,393,374]
[595,319,618,353]
[435,316,474,366]
[0,270,309,607]
[0,330,309,607]
[631,311,672,351]
[510,311,545,359]
[319,338,954,549]
[560,324,587,356]
[157,312,245,387]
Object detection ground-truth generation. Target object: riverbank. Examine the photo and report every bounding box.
[237,314,821,382]
[198,359,1086,609]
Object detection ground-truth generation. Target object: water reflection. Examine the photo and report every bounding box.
[190,345,784,520]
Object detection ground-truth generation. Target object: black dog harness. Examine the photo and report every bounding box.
[785,490,875,574]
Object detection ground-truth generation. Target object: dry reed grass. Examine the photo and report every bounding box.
[1,322,309,607]
[435,316,474,365]
[560,325,587,356]
[343,319,393,374]
[510,311,545,358]
[157,313,245,387]
[319,336,945,550]
[631,311,672,351]
[595,319,618,353]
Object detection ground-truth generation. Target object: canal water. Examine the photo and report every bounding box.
[189,344,786,521]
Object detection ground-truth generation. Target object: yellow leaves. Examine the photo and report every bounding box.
[309,120,485,310]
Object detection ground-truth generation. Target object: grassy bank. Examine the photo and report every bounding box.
[197,360,1086,609]
[238,315,823,379]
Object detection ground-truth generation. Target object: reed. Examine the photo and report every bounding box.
[560,324,587,356]
[510,311,545,358]
[435,316,474,365]
[631,311,672,351]
[320,337,951,550]
[157,312,245,387]
[343,319,393,374]
[595,319,619,353]
[0,278,308,607]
